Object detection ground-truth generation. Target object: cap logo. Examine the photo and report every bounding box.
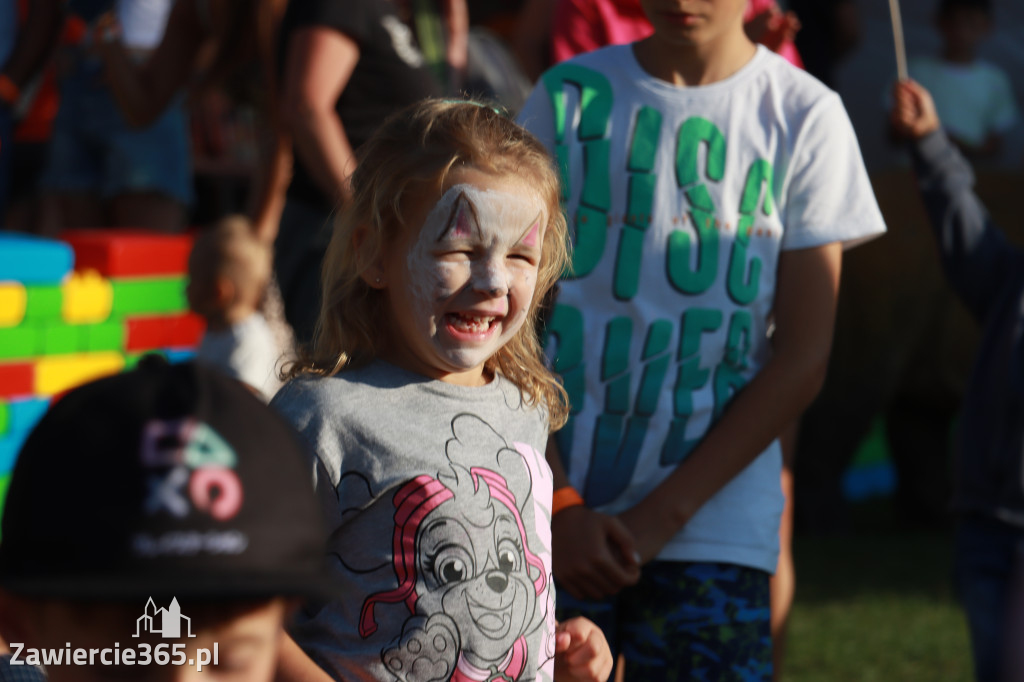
[141,419,244,521]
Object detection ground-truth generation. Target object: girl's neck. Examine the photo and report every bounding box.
[633,33,757,87]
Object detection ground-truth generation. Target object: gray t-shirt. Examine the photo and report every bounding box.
[272,361,557,682]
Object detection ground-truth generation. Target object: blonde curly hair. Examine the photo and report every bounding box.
[287,99,570,431]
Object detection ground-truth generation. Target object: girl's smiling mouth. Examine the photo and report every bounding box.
[445,312,502,337]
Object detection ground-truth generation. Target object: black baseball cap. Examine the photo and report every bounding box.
[0,356,334,600]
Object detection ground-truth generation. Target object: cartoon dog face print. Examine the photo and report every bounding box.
[356,415,552,681]
[411,466,540,669]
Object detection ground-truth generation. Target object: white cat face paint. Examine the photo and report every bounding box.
[378,167,546,386]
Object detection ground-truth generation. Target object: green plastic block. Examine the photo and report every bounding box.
[0,325,40,360]
[83,320,125,352]
[111,278,188,316]
[23,285,62,320]
[39,323,80,356]
[0,473,10,538]
[0,401,8,437]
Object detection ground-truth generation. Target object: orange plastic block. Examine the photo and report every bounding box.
[34,352,124,396]
[125,314,205,352]
[61,269,113,323]
[0,283,27,328]
[0,362,34,399]
[62,229,194,277]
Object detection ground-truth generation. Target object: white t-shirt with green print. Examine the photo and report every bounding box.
[518,44,885,573]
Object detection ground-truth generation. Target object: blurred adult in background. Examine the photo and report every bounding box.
[91,0,291,240]
[788,0,859,88]
[276,0,465,344]
[40,1,191,232]
[0,0,63,224]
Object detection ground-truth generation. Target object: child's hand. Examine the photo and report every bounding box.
[890,79,941,141]
[552,506,640,600]
[554,617,615,682]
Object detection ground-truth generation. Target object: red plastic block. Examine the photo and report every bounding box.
[125,314,205,352]
[62,229,195,277]
[0,363,33,399]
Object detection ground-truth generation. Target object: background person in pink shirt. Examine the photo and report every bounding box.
[551,0,802,68]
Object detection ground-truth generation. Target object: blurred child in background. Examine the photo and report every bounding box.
[891,77,1024,682]
[905,0,1019,162]
[0,357,334,681]
[188,215,283,401]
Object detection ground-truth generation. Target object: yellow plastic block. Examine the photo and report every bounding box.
[0,283,27,328]
[34,352,125,396]
[61,270,113,324]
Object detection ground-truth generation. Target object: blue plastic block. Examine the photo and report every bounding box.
[0,429,30,475]
[165,349,197,364]
[0,232,74,284]
[7,398,49,434]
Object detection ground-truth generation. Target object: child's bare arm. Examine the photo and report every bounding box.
[554,617,615,682]
[617,242,842,562]
[545,436,639,600]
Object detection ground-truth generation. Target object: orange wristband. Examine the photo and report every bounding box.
[0,74,19,107]
[551,486,585,516]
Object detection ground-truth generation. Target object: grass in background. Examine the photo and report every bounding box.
[784,504,972,682]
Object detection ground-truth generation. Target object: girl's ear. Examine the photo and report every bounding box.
[215,275,237,306]
[353,223,387,289]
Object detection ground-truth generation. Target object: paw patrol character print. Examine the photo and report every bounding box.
[359,415,551,682]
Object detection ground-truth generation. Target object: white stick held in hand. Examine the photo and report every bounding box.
[888,0,908,81]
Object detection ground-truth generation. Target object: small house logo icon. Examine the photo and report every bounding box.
[133,597,196,638]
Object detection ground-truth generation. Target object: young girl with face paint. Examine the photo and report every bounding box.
[270,99,613,682]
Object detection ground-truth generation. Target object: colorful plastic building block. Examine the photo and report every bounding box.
[23,285,62,321]
[0,283,27,328]
[0,362,33,399]
[34,352,124,396]
[0,472,10,537]
[125,313,205,352]
[61,269,114,323]
[111,277,189,316]
[0,232,74,284]
[62,229,194,277]
[82,320,125,352]
[0,326,39,360]
[5,397,49,435]
[0,436,20,476]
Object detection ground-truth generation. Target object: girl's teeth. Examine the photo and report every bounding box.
[450,314,495,333]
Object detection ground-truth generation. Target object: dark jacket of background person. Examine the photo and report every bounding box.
[909,129,1024,525]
